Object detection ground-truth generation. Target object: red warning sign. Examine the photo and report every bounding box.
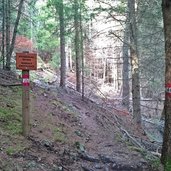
[22,74,30,86]
[16,53,37,70]
[166,83,171,98]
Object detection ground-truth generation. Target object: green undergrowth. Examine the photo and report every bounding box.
[0,86,22,135]
[0,129,31,157]
[6,144,25,156]
[117,132,163,170]
[164,158,171,171]
[53,126,67,143]
[0,85,31,158]
[139,149,162,170]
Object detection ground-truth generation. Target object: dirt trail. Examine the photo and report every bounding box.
[0,69,163,171]
[19,83,160,171]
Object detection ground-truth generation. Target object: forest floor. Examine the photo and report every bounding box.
[0,68,164,171]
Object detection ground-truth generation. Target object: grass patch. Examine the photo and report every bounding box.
[0,108,21,121]
[0,86,22,135]
[6,146,18,155]
[6,121,22,134]
[115,132,123,142]
[139,150,162,170]
[128,146,143,153]
[150,158,161,170]
[11,86,22,96]
[0,107,22,134]
[53,126,67,143]
[164,158,171,171]
[6,143,26,156]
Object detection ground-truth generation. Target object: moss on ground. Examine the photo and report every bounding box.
[53,126,67,143]
[0,86,22,135]
[6,144,25,156]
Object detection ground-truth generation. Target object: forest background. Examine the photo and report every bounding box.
[0,0,171,170]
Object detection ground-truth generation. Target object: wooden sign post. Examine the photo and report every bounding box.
[16,52,37,137]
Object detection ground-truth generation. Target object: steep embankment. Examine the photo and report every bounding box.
[0,70,163,171]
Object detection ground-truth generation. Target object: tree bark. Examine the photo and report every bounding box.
[128,0,141,124]
[74,0,81,92]
[130,48,141,124]
[122,15,130,110]
[4,0,24,70]
[69,43,73,71]
[5,0,11,70]
[9,0,24,59]
[2,0,5,69]
[80,0,84,100]
[161,0,171,168]
[57,0,66,88]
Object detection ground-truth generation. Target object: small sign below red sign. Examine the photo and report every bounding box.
[16,53,37,70]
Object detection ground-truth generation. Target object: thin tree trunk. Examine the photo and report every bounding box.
[5,0,11,70]
[161,0,171,167]
[2,0,5,69]
[103,57,107,85]
[74,0,81,92]
[128,0,141,124]
[10,0,24,57]
[122,12,130,110]
[113,65,117,91]
[131,48,141,123]
[5,0,24,70]
[66,41,69,71]
[161,105,165,120]
[57,0,66,88]
[80,0,84,100]
[69,44,73,71]
[116,59,120,91]
[30,2,33,51]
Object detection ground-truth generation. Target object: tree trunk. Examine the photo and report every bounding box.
[9,0,24,58]
[66,41,69,71]
[69,44,73,71]
[128,0,141,124]
[2,0,5,69]
[5,0,11,70]
[131,48,141,124]
[103,57,107,85]
[74,0,81,92]
[122,19,130,109]
[57,0,66,88]
[4,0,24,70]
[161,0,171,168]
[80,0,84,100]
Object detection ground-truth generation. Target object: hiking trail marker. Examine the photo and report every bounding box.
[166,83,171,98]
[16,52,37,137]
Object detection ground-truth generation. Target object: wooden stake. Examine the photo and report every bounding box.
[22,70,30,136]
